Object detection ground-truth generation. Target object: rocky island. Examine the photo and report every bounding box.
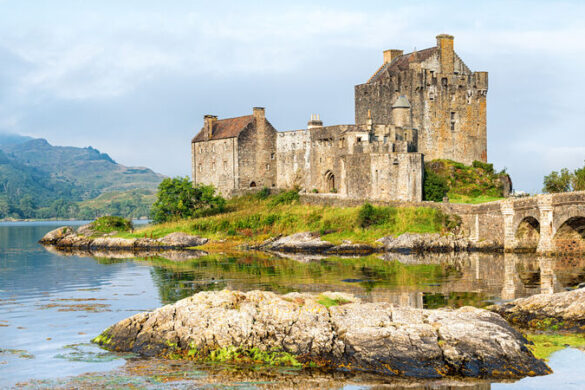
[94,289,550,379]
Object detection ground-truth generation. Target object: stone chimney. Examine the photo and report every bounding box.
[253,107,265,121]
[436,34,454,74]
[204,114,217,139]
[383,49,403,64]
[307,114,323,129]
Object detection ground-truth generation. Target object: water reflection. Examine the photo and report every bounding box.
[72,249,585,308]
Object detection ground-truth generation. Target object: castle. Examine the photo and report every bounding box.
[191,34,488,202]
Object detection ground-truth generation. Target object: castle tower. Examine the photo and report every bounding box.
[391,96,411,128]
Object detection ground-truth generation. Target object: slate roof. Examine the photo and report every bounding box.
[367,46,437,83]
[392,95,411,108]
[192,115,254,143]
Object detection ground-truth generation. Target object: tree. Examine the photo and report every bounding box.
[573,164,585,192]
[150,177,225,223]
[543,168,573,193]
[423,170,449,202]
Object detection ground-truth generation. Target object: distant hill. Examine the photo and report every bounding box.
[0,133,165,219]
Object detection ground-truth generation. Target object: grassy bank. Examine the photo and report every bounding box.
[121,192,459,246]
[425,159,508,204]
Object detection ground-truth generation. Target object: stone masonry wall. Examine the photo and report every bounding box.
[192,137,238,197]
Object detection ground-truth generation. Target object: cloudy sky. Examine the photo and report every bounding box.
[0,0,584,192]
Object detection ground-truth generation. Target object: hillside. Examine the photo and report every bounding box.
[0,133,164,219]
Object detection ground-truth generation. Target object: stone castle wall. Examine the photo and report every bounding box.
[192,137,238,197]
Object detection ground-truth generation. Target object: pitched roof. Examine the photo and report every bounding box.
[192,115,254,143]
[367,46,437,83]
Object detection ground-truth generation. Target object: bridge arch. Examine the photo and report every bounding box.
[515,216,540,251]
[553,216,585,253]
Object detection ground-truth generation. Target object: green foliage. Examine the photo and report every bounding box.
[150,177,225,223]
[255,187,271,200]
[268,189,300,206]
[357,203,395,228]
[91,216,133,233]
[542,162,585,193]
[425,159,508,203]
[423,170,449,202]
[543,168,573,193]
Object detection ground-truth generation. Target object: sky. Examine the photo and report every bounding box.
[0,0,584,193]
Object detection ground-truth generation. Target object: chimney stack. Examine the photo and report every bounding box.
[253,107,265,121]
[307,114,323,129]
[204,114,217,139]
[383,49,403,64]
[436,34,454,74]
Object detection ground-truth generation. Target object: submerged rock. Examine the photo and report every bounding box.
[95,289,550,379]
[490,287,585,332]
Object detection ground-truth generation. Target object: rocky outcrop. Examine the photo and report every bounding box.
[490,287,585,332]
[39,226,208,251]
[95,290,550,379]
[257,232,380,255]
[377,233,501,253]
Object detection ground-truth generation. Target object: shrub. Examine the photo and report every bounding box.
[151,177,225,223]
[357,203,393,228]
[472,160,495,174]
[91,216,133,233]
[268,189,300,206]
[423,170,449,202]
[255,187,271,200]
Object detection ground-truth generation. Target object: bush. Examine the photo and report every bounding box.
[268,189,300,206]
[423,170,449,202]
[255,187,271,200]
[150,177,225,223]
[357,203,394,228]
[91,216,133,233]
[472,160,495,174]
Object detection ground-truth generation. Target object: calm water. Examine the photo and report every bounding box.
[1,222,584,389]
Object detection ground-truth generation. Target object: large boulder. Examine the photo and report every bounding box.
[95,290,550,379]
[39,226,75,244]
[264,232,335,253]
[156,232,208,248]
[377,233,473,253]
[490,287,585,332]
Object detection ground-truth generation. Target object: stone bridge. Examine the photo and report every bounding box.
[463,191,585,253]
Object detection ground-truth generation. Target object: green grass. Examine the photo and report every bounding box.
[526,333,585,361]
[91,216,133,233]
[426,159,508,204]
[316,295,351,308]
[447,194,504,204]
[119,193,459,246]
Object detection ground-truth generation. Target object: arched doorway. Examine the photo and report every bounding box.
[249,181,256,188]
[324,171,335,193]
[554,216,585,253]
[515,217,540,252]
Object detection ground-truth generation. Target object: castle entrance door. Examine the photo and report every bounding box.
[325,171,335,192]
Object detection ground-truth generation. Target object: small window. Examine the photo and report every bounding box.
[357,137,362,143]
[450,112,456,131]
[271,153,275,160]
[442,77,448,87]
[266,164,270,170]
[223,161,227,170]
[212,162,216,171]
[198,164,202,173]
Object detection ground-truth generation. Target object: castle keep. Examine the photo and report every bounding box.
[192,34,488,202]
